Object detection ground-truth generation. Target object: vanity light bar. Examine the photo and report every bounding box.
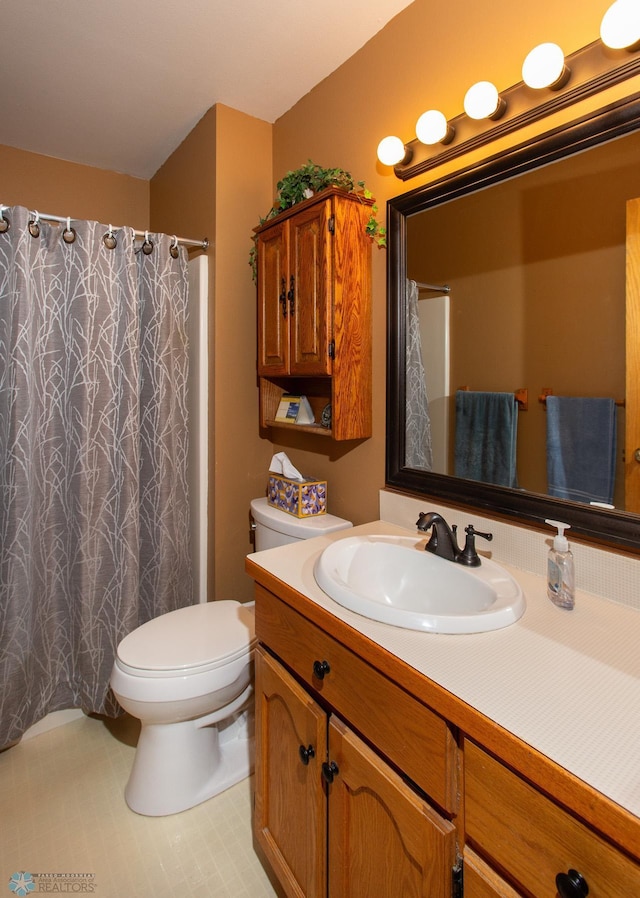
[384,38,640,181]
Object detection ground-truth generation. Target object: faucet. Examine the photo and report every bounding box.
[416,512,492,567]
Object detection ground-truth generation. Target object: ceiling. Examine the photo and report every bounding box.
[0,0,414,180]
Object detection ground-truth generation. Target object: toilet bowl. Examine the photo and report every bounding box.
[110,600,256,816]
[111,497,352,817]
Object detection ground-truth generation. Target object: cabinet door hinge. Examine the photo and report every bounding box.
[452,861,463,898]
[328,340,335,359]
[328,215,335,234]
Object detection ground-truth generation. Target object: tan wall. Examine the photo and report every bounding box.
[0,144,149,227]
[151,105,273,602]
[212,106,274,600]
[270,0,615,527]
[151,107,219,595]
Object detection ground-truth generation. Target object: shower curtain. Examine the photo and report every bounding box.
[405,279,433,470]
[0,206,192,749]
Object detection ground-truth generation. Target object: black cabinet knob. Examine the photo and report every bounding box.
[556,869,589,897]
[321,761,339,784]
[298,744,315,766]
[313,659,330,680]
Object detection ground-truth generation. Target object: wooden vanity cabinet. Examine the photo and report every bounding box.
[253,587,458,898]
[248,564,640,898]
[255,188,372,440]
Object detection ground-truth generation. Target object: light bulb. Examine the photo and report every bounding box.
[416,110,453,145]
[463,81,504,120]
[522,43,568,90]
[600,0,640,50]
[377,135,406,166]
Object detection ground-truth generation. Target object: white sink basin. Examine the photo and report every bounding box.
[314,534,525,634]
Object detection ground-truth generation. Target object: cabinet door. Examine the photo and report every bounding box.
[257,219,289,375]
[289,199,332,375]
[327,715,457,898]
[464,848,524,898]
[254,647,327,898]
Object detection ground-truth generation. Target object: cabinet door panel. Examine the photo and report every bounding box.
[289,201,332,375]
[257,220,289,375]
[327,716,456,898]
[254,647,327,898]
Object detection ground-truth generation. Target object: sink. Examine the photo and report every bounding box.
[314,534,525,634]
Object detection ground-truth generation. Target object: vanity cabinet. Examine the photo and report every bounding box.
[247,547,640,898]
[253,586,458,898]
[255,188,372,440]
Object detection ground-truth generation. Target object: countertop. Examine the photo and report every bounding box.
[247,520,640,822]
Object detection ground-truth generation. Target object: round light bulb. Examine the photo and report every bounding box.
[377,135,406,166]
[600,0,640,50]
[522,43,567,89]
[416,110,450,145]
[463,81,501,120]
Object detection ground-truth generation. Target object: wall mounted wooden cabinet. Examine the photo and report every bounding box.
[255,188,372,440]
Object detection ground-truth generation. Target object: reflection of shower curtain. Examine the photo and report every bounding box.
[405,279,433,469]
[0,206,192,749]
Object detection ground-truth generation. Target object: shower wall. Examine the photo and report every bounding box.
[187,255,209,604]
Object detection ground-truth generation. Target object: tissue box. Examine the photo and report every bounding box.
[267,475,327,517]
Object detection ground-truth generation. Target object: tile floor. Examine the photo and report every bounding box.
[0,714,279,897]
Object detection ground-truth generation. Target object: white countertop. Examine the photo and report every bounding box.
[248,520,640,819]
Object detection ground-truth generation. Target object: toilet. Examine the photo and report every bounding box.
[110,497,351,816]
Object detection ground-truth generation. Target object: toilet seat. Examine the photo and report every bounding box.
[116,601,256,679]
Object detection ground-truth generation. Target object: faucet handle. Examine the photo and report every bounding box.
[458,525,493,567]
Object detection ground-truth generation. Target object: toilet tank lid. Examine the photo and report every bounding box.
[250,497,352,539]
[116,601,255,674]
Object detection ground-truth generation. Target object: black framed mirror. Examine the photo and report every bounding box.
[386,91,640,550]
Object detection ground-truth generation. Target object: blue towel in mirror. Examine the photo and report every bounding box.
[546,396,617,505]
[454,391,518,488]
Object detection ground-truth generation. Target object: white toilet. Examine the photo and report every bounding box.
[110,497,351,816]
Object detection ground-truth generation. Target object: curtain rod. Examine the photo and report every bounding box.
[413,280,450,294]
[2,206,209,251]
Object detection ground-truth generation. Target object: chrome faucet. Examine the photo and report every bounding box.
[416,512,492,567]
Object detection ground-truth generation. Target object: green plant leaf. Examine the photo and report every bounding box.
[249,161,385,282]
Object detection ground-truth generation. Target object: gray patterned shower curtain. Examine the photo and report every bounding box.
[0,206,192,749]
[405,279,433,470]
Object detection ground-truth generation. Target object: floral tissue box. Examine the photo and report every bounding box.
[267,475,327,518]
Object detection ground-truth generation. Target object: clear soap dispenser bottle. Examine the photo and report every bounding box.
[545,519,575,610]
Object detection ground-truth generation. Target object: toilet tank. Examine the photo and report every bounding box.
[250,497,352,551]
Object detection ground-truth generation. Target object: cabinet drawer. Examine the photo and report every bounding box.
[255,584,458,813]
[465,740,640,897]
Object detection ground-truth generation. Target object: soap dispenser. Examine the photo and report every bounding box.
[545,519,575,610]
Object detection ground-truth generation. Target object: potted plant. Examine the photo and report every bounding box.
[249,160,385,281]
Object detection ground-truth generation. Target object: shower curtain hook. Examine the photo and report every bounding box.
[0,205,10,234]
[142,230,154,255]
[62,216,76,245]
[170,235,179,259]
[28,210,41,238]
[103,224,117,250]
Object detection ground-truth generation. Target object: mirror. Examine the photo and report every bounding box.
[387,93,640,550]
